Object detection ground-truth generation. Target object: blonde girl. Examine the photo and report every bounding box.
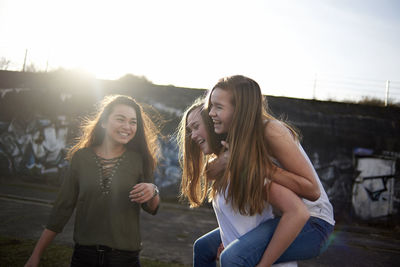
[179,97,308,267]
[203,75,334,267]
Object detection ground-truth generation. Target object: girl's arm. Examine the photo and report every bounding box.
[145,193,160,214]
[264,120,320,201]
[256,182,310,267]
[25,229,57,267]
[130,183,160,214]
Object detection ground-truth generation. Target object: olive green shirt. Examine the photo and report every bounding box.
[46,148,157,251]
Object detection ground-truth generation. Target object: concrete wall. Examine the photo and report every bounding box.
[265,97,400,223]
[0,70,399,224]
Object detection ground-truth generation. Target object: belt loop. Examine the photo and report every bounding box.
[96,245,106,266]
[98,250,105,266]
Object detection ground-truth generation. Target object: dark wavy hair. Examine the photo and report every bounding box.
[67,94,159,179]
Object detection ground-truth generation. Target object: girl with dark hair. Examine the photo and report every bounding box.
[25,95,160,267]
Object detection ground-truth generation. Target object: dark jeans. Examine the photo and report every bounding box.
[71,244,141,267]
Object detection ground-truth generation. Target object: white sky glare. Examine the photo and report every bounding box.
[1,0,399,101]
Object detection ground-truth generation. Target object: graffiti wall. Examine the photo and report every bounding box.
[312,151,355,214]
[0,113,181,190]
[1,70,400,223]
[351,150,398,219]
[0,115,69,182]
[0,86,183,189]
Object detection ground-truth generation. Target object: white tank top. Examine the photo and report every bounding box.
[273,144,335,226]
[212,191,274,247]
[213,192,298,267]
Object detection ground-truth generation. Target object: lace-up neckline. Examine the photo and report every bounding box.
[94,153,125,195]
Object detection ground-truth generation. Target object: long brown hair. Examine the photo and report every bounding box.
[206,75,298,216]
[177,97,224,207]
[67,94,159,179]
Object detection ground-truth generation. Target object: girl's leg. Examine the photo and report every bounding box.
[219,218,280,267]
[276,217,334,263]
[193,228,221,267]
[220,217,334,267]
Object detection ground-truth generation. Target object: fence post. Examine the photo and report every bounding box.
[385,80,390,107]
[22,49,28,72]
[313,74,317,100]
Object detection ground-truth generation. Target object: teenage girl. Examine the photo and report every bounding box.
[25,95,160,267]
[179,98,305,267]
[203,75,334,266]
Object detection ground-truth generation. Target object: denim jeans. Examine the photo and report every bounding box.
[193,216,334,267]
[193,228,222,267]
[71,244,141,267]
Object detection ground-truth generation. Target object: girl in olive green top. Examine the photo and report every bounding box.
[25,95,160,267]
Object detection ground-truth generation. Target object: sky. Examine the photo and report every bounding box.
[1,0,400,101]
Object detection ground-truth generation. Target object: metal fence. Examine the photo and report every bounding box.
[268,74,400,106]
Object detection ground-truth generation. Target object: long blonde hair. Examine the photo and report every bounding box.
[177,97,224,207]
[206,75,298,216]
[67,94,159,179]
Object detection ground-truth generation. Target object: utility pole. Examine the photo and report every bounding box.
[385,80,390,107]
[313,74,317,100]
[22,49,28,72]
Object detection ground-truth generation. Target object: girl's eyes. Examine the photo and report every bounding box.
[210,103,223,109]
[187,123,199,131]
[185,128,192,138]
[115,117,136,125]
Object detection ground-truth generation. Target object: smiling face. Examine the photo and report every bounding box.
[186,107,212,155]
[102,104,137,146]
[208,87,235,134]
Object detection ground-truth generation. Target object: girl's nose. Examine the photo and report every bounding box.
[191,131,197,140]
[209,107,216,117]
[122,121,130,129]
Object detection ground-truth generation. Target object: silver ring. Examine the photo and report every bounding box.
[140,192,144,197]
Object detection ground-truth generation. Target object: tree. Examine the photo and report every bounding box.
[0,57,11,70]
[25,63,37,72]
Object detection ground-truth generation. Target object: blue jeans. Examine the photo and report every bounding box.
[71,244,141,267]
[193,216,334,267]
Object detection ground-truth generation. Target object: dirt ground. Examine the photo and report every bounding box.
[140,203,217,265]
[1,179,400,267]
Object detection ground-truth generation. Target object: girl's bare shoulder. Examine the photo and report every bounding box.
[264,119,291,139]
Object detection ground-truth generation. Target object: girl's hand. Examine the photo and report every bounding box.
[129,183,156,203]
[221,140,229,149]
[216,243,224,260]
[24,255,40,267]
[205,140,230,180]
[220,140,230,161]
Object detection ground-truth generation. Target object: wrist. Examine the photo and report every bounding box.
[151,184,159,198]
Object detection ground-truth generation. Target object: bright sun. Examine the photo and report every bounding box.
[3,0,397,101]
